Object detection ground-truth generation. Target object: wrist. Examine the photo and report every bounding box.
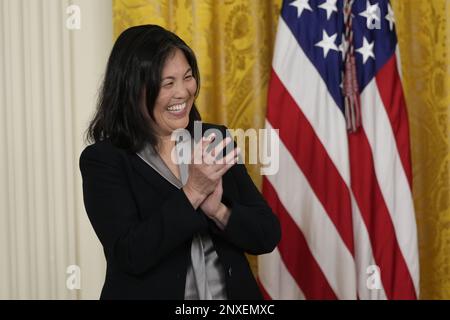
[212,203,231,230]
[183,185,206,210]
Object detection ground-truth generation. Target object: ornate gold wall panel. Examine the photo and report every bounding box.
[393,0,450,299]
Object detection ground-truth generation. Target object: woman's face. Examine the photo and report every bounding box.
[151,48,197,138]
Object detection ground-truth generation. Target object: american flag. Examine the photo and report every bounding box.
[258,0,419,299]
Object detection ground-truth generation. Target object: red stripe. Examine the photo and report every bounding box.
[266,70,354,255]
[256,277,273,300]
[348,129,417,299]
[257,279,272,300]
[263,178,338,299]
[375,55,413,187]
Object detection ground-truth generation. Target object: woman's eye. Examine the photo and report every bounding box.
[185,75,193,80]
[162,82,173,87]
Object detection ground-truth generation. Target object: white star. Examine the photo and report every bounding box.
[359,0,380,22]
[289,0,313,18]
[315,30,338,58]
[385,3,395,30]
[356,37,375,63]
[318,0,338,20]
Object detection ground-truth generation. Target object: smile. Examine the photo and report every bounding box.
[167,102,187,114]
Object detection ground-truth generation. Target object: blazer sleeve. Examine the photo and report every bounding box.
[209,126,281,255]
[79,144,208,276]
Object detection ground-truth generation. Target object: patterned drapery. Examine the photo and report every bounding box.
[393,0,450,299]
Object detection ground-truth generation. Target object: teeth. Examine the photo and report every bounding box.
[167,102,186,112]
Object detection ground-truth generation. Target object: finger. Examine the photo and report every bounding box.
[203,148,216,165]
[193,133,215,164]
[213,148,240,177]
[212,137,232,164]
[202,132,216,150]
[195,132,215,154]
[201,133,217,164]
[214,161,235,179]
[221,146,240,165]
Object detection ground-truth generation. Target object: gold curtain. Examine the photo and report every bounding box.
[393,0,450,299]
[113,0,450,298]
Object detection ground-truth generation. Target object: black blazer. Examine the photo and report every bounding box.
[79,124,281,299]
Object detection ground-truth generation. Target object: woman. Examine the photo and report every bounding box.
[80,24,281,300]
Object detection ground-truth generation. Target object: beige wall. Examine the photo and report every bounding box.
[0,0,113,299]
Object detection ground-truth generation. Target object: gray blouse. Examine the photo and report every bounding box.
[137,142,227,300]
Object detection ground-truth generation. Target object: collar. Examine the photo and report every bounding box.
[136,141,189,189]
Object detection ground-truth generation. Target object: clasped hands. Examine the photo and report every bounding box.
[183,133,240,229]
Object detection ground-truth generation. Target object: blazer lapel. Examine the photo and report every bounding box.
[131,143,190,191]
[137,145,182,188]
[129,153,174,190]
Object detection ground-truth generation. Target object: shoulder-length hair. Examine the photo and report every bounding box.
[86,24,201,152]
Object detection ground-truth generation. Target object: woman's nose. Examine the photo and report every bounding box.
[174,82,190,99]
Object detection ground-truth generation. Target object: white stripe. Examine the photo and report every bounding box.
[395,45,403,81]
[360,79,420,296]
[265,121,357,299]
[258,248,305,299]
[351,191,388,299]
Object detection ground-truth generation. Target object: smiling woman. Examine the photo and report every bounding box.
[80,25,281,300]
[150,49,197,137]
